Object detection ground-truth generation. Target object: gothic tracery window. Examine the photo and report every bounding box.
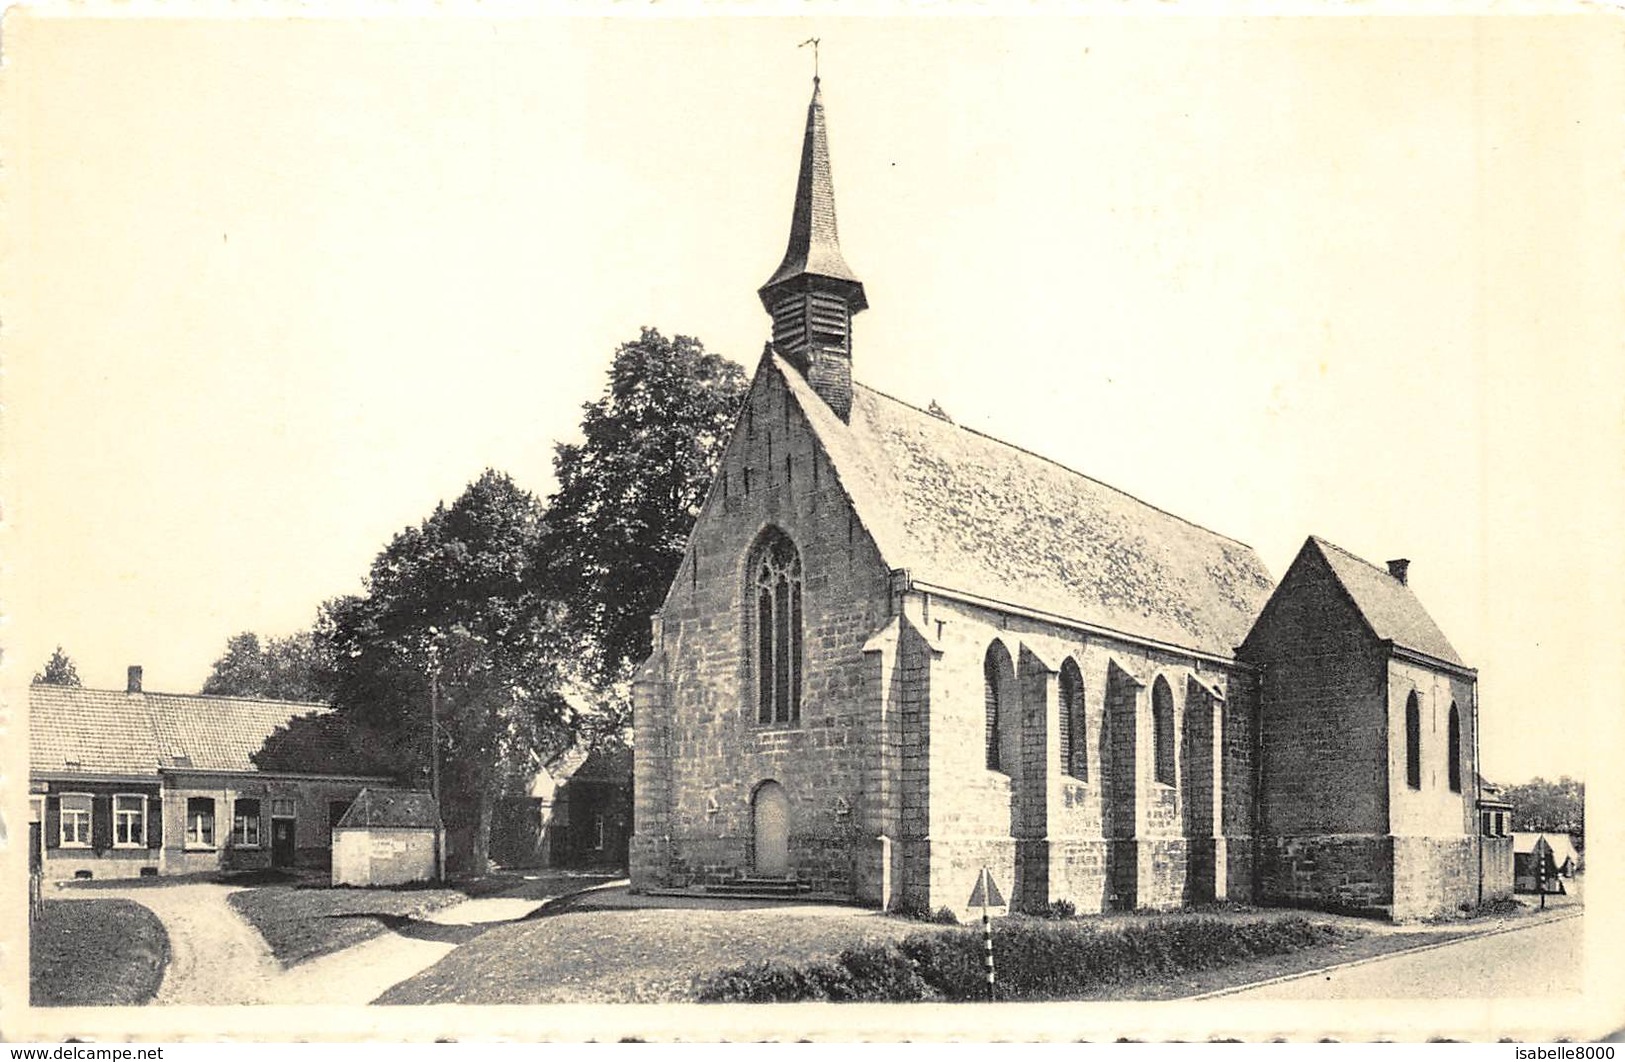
[754,529,803,725]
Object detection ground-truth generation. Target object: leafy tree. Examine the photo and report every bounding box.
[201,630,333,702]
[1504,775,1584,837]
[540,328,747,687]
[323,469,575,875]
[32,646,82,687]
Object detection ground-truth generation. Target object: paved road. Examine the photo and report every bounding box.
[1221,913,1583,999]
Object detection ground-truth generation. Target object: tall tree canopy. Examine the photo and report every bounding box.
[541,328,747,686]
[1504,776,1585,836]
[201,630,333,702]
[33,646,82,687]
[323,469,574,875]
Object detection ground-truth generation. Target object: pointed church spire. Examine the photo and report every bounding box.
[759,77,866,421]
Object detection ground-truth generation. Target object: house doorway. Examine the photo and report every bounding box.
[752,781,790,876]
[271,817,295,868]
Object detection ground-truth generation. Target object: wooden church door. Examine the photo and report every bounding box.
[752,781,790,876]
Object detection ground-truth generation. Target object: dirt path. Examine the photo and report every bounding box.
[268,893,555,1005]
[88,884,280,1005]
[86,882,568,1005]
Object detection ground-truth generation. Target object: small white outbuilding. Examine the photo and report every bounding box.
[331,788,441,887]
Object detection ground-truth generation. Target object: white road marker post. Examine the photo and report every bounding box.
[968,866,1003,1002]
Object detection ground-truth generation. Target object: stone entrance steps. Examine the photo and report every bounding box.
[706,875,813,899]
[647,875,828,902]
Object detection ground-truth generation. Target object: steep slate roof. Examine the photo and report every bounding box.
[29,684,369,778]
[771,356,1277,659]
[335,788,441,830]
[1308,537,1465,667]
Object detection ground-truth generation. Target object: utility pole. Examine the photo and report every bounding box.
[427,637,445,883]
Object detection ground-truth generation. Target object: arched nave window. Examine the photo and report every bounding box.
[751,528,803,725]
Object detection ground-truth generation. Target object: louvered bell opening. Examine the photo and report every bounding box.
[807,291,849,353]
[771,296,808,358]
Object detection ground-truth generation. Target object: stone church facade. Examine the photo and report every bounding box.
[630,81,1511,921]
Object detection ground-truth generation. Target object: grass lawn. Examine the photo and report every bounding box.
[31,899,169,1006]
[376,902,927,1004]
[227,885,470,967]
[377,891,1419,1005]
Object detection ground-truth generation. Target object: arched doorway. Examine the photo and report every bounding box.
[752,781,790,876]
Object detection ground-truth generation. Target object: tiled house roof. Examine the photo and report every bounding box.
[29,684,375,779]
[1308,537,1465,667]
[335,787,441,830]
[773,356,1277,659]
[148,692,340,772]
[28,686,161,778]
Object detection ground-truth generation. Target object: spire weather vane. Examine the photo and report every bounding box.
[800,37,821,81]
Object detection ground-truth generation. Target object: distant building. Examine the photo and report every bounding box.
[491,745,632,872]
[29,666,397,881]
[628,78,1511,920]
[1512,832,1578,892]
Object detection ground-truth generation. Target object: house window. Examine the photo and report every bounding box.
[1481,811,1493,836]
[1405,692,1422,790]
[1152,676,1176,787]
[60,793,92,848]
[752,528,803,725]
[1447,702,1463,793]
[984,644,1009,773]
[1059,659,1087,780]
[271,797,296,818]
[114,794,146,847]
[233,799,262,847]
[186,797,216,848]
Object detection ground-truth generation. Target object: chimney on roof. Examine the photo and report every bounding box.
[126,665,143,694]
[1387,559,1410,585]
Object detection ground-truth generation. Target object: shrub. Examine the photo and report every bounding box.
[697,945,937,1003]
[696,915,1349,1003]
[833,945,937,1001]
[930,906,961,925]
[698,959,841,1003]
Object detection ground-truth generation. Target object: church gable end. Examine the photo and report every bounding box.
[632,351,894,896]
[1241,539,1391,838]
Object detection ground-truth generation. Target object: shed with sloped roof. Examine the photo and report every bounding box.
[332,788,441,886]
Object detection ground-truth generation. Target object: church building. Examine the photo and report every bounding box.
[629,79,1511,921]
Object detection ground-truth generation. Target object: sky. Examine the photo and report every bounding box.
[5,13,1622,787]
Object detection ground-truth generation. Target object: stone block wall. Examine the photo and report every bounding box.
[1241,553,1391,840]
[1392,835,1479,920]
[631,362,894,899]
[1257,834,1394,915]
[1387,661,1478,839]
[911,594,1254,914]
[1482,835,1514,901]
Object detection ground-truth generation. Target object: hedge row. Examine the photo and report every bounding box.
[696,915,1347,1003]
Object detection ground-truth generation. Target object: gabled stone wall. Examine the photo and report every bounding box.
[630,361,895,900]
